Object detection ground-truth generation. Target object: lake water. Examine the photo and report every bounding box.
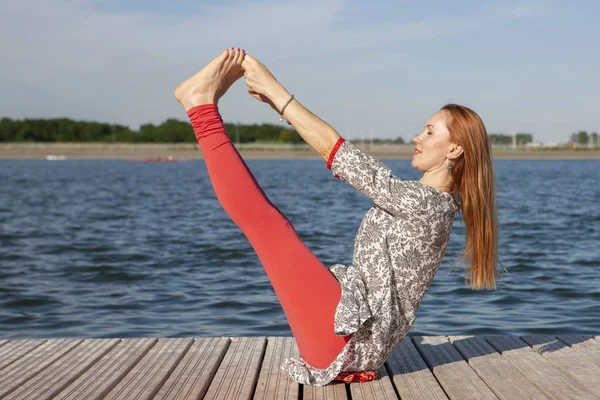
[0,158,598,339]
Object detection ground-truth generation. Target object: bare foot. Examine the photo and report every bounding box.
[174,48,245,110]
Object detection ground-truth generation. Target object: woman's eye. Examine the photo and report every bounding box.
[427,131,432,135]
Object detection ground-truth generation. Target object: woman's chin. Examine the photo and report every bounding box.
[411,160,425,172]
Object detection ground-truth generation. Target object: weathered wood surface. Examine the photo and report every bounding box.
[521,335,600,397]
[485,335,598,400]
[254,336,299,400]
[54,338,156,400]
[413,336,497,400]
[386,338,448,399]
[202,337,265,400]
[448,335,550,400]
[154,337,229,400]
[5,339,119,400]
[557,335,600,367]
[0,335,598,400]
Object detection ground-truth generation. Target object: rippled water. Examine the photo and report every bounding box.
[0,158,598,339]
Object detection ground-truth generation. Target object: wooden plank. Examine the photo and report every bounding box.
[0,339,46,372]
[558,335,600,367]
[449,335,549,400]
[0,339,83,398]
[103,338,193,400]
[386,337,448,400]
[153,337,230,400]
[4,339,119,400]
[3,335,598,400]
[254,337,300,400]
[303,381,348,400]
[54,338,157,400]
[349,364,397,400]
[203,336,266,400]
[521,335,600,396]
[485,335,598,400]
[413,336,497,400]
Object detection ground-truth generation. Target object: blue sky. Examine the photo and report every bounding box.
[1,0,598,143]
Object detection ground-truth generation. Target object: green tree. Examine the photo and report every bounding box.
[515,133,533,145]
[0,117,339,144]
[488,134,513,145]
[571,130,589,145]
[0,117,16,141]
[137,123,157,142]
[155,119,195,143]
[278,130,293,143]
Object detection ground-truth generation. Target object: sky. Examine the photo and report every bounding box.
[1,0,598,143]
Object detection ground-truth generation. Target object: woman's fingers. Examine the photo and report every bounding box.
[242,53,276,101]
[247,89,263,100]
[243,54,256,64]
[241,57,251,72]
[247,89,262,102]
[241,54,261,73]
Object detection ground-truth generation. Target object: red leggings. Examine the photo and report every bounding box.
[188,104,350,368]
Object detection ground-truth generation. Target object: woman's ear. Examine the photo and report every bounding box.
[448,143,464,160]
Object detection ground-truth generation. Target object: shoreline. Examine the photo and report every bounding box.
[1,143,600,160]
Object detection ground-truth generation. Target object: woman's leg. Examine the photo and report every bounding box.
[176,50,349,368]
[188,105,349,368]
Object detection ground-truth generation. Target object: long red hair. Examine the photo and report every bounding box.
[442,104,500,290]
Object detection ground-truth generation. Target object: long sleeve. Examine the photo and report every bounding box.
[328,139,428,217]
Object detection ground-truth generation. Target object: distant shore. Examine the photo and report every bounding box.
[1,142,600,160]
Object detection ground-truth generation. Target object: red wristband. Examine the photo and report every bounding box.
[327,137,345,170]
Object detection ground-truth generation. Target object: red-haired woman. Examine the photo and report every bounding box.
[175,48,500,386]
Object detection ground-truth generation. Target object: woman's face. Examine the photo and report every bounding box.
[411,110,454,172]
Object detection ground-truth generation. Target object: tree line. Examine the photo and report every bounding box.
[0,117,406,144]
[488,131,600,146]
[487,133,533,145]
[570,130,599,145]
[0,117,299,144]
[2,116,596,146]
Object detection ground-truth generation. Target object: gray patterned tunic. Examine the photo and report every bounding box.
[281,140,458,386]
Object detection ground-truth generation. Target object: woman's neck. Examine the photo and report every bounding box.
[419,169,454,194]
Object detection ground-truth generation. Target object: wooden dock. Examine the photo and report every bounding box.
[0,335,599,399]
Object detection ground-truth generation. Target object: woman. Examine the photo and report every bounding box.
[174,48,500,386]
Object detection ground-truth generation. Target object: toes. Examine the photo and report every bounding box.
[224,47,234,63]
[223,47,233,63]
[219,49,230,68]
[234,48,245,65]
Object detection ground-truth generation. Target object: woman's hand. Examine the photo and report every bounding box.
[242,55,290,112]
[241,53,341,161]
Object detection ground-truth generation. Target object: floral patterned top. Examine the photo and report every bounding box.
[281,139,458,386]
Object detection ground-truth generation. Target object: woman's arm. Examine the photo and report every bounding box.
[268,85,341,161]
[242,55,340,161]
[242,55,443,217]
